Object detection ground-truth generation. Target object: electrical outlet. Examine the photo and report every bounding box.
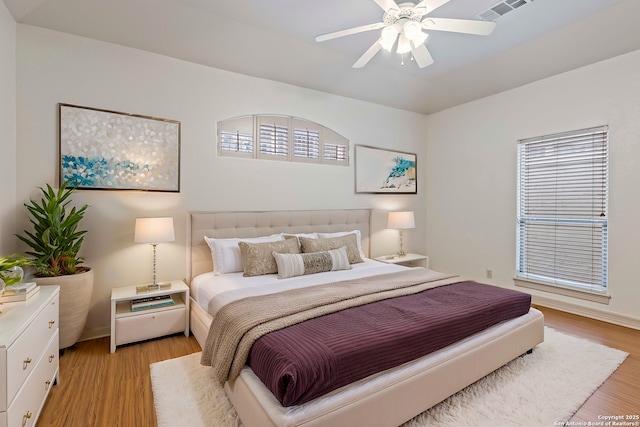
[486,269,493,279]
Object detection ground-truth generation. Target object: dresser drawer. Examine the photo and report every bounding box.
[6,295,58,407]
[115,306,186,346]
[7,330,58,427]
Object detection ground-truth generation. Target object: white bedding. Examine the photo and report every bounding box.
[191,257,411,315]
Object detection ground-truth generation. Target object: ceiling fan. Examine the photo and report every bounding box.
[315,0,497,68]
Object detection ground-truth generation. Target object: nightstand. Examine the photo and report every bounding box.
[110,280,189,353]
[374,253,429,268]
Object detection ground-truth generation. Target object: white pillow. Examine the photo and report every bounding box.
[282,232,317,247]
[204,234,284,274]
[282,232,318,239]
[317,230,366,259]
[273,246,352,279]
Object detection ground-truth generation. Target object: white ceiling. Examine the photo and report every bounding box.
[5,0,640,114]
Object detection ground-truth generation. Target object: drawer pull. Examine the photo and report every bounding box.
[49,320,56,329]
[45,380,51,389]
[22,411,32,427]
[49,354,55,363]
[23,358,32,370]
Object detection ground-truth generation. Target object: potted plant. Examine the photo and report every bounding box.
[18,182,93,349]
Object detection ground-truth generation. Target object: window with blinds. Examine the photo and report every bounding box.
[516,126,608,293]
[218,117,254,158]
[217,115,349,166]
[293,119,321,163]
[259,116,289,160]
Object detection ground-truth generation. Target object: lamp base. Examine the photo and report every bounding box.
[136,281,172,293]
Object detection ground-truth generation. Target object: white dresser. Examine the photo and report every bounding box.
[0,286,59,427]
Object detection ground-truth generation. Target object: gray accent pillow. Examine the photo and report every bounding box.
[238,237,301,277]
[299,234,363,264]
[273,247,352,279]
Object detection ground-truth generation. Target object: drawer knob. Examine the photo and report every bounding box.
[23,358,32,370]
[49,354,55,363]
[49,320,56,329]
[22,411,32,427]
[45,380,51,389]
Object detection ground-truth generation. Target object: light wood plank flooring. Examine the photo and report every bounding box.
[36,307,639,426]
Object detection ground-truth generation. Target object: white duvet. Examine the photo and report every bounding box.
[191,258,409,316]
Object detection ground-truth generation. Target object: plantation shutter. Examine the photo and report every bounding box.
[292,119,321,163]
[516,126,608,292]
[218,116,254,158]
[322,127,349,165]
[258,116,289,160]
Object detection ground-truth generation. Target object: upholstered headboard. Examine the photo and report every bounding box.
[187,209,371,284]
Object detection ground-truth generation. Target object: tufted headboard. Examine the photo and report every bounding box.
[187,209,371,284]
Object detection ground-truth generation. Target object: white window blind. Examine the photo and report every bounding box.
[293,119,321,163]
[516,126,608,292]
[218,117,254,158]
[258,116,289,159]
[321,127,349,165]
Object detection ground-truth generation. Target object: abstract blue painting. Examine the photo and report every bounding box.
[59,104,180,191]
[355,145,417,194]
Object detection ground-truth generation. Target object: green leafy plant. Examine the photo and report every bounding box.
[18,182,89,277]
[0,254,33,286]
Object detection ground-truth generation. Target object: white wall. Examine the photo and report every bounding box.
[16,25,427,338]
[426,48,640,326]
[0,2,16,254]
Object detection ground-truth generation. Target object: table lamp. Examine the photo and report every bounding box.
[388,211,415,257]
[134,217,175,290]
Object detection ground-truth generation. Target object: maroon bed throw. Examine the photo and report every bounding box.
[247,281,531,406]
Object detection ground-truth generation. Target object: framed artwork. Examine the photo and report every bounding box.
[59,104,181,192]
[355,145,417,194]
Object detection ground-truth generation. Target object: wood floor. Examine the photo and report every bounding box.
[36,306,639,427]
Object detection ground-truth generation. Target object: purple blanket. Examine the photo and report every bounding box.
[247,281,531,406]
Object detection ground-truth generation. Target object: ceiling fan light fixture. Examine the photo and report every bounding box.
[396,34,412,54]
[403,21,422,39]
[380,26,398,51]
[411,30,428,46]
[315,0,497,69]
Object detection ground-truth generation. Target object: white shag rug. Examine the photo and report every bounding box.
[150,328,627,427]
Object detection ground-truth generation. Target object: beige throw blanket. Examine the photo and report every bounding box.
[201,268,460,385]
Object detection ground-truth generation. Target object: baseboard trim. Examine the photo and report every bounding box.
[532,295,640,331]
[79,325,111,342]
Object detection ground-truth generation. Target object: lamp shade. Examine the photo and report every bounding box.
[134,217,175,244]
[388,211,415,230]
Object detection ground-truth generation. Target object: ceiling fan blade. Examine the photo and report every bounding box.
[421,18,497,36]
[373,0,400,13]
[410,43,434,68]
[316,22,386,42]
[413,0,451,15]
[353,39,383,68]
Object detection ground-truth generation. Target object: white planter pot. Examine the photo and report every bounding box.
[35,269,94,349]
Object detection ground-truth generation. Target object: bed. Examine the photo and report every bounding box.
[187,209,544,427]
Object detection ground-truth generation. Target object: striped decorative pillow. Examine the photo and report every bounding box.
[273,247,352,279]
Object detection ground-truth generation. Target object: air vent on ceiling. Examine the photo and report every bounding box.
[477,0,533,21]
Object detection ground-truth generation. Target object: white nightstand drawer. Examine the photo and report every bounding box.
[6,295,58,406]
[115,306,186,346]
[7,330,58,427]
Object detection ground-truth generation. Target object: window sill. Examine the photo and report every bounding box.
[514,277,611,305]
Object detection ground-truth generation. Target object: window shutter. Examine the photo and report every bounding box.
[292,119,321,163]
[217,114,349,166]
[258,116,289,160]
[322,127,349,165]
[218,116,254,158]
[516,126,608,292]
